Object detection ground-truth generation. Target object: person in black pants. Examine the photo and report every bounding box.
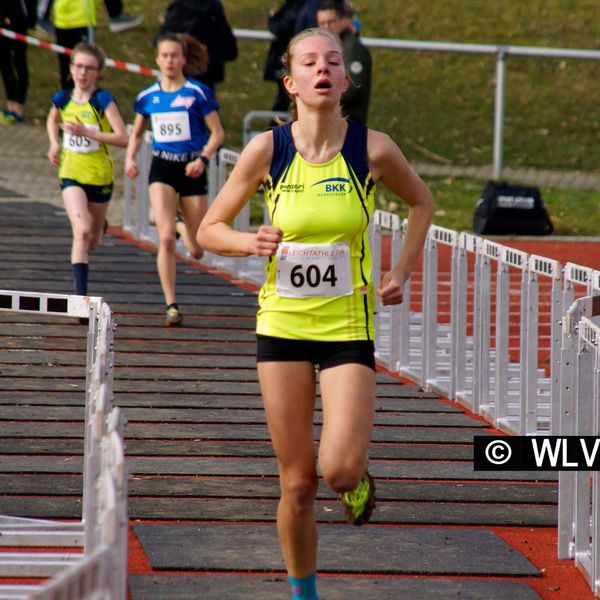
[103,0,143,33]
[0,0,37,124]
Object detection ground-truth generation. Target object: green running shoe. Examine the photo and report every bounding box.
[165,304,183,326]
[340,471,376,526]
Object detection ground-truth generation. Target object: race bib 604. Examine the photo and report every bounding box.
[276,242,353,298]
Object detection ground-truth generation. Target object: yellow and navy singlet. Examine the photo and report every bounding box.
[52,89,115,186]
[257,121,376,341]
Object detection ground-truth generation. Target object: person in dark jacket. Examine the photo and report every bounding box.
[263,0,305,112]
[317,0,371,125]
[0,0,37,124]
[156,0,237,94]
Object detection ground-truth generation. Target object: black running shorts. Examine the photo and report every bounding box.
[256,334,376,371]
[60,179,113,203]
[148,155,208,197]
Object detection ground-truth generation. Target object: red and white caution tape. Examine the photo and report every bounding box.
[0,27,158,77]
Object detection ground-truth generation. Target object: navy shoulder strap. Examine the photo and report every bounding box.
[270,122,296,186]
[88,89,105,117]
[53,90,71,110]
[341,121,369,184]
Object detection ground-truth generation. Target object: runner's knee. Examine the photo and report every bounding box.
[320,460,364,494]
[280,472,319,513]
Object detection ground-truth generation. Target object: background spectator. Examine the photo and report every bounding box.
[317,0,371,125]
[37,0,142,35]
[47,0,98,90]
[104,0,143,33]
[293,0,319,33]
[0,0,37,124]
[263,0,305,113]
[156,0,237,94]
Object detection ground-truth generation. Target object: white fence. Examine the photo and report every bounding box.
[234,28,600,183]
[123,139,600,595]
[0,292,127,600]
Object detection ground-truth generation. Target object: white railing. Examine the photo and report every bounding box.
[233,28,600,181]
[0,292,127,600]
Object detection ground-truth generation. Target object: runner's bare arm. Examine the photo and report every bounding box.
[124,114,148,178]
[197,131,283,257]
[368,130,434,305]
[46,106,61,166]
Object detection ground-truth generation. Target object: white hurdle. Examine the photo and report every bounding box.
[556,305,600,593]
[120,136,600,595]
[370,216,581,437]
[0,291,127,600]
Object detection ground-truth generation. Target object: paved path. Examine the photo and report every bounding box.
[0,124,599,233]
[0,191,596,598]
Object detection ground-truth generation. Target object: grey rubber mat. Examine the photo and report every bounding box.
[0,474,555,503]
[133,523,540,575]
[128,574,541,599]
[0,439,476,460]
[0,406,484,428]
[0,496,557,526]
[0,422,496,445]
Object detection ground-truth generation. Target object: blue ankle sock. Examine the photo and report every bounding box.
[72,262,88,295]
[288,573,318,600]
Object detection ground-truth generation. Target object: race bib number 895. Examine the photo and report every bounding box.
[151,111,191,143]
[276,242,353,298]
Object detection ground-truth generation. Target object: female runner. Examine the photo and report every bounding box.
[47,42,128,305]
[198,28,433,600]
[125,33,224,326]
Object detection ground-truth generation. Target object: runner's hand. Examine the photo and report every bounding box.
[377,270,407,305]
[125,158,139,179]
[251,225,282,256]
[47,144,61,166]
[185,158,205,179]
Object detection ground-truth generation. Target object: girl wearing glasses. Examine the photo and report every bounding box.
[46,42,128,306]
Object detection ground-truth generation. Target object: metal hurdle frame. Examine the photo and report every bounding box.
[371,219,571,437]
[0,291,127,600]
[556,312,600,593]
[242,110,290,147]
[123,130,154,244]
[371,209,404,370]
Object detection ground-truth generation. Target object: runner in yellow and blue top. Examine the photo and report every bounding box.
[46,42,128,312]
[258,120,375,342]
[198,29,433,600]
[125,33,224,326]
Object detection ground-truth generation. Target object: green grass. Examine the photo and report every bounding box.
[14,0,600,234]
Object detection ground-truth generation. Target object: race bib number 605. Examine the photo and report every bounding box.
[63,124,100,153]
[276,242,353,298]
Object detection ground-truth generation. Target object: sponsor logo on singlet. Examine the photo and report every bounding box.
[171,95,196,109]
[311,177,353,196]
[279,183,305,193]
